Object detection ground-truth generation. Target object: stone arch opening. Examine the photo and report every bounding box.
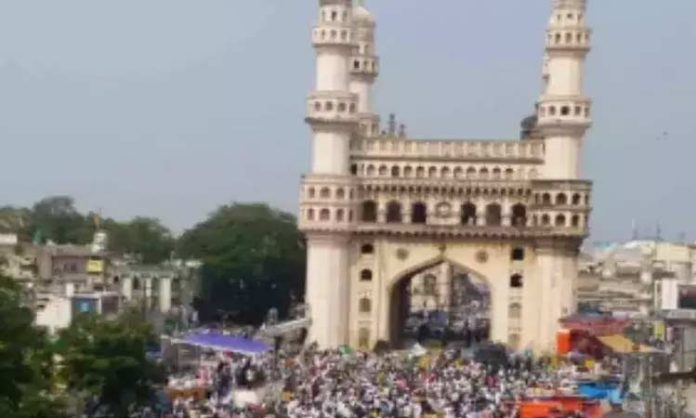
[389,260,491,348]
[361,201,377,222]
[461,202,477,226]
[411,202,427,224]
[511,203,527,227]
[386,201,403,223]
[359,297,372,313]
[556,193,568,205]
[319,208,330,221]
[485,203,502,226]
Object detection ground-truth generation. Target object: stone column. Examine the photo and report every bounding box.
[121,276,133,301]
[144,278,153,310]
[159,276,172,313]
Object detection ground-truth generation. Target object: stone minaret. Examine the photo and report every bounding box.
[349,1,380,138]
[537,0,592,179]
[534,0,593,351]
[301,0,359,347]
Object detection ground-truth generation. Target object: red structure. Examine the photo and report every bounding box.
[558,314,633,358]
[519,396,602,418]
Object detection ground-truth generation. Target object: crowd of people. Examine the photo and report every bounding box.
[151,342,602,418]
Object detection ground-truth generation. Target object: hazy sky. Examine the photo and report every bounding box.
[0,0,694,242]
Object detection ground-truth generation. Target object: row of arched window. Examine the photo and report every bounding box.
[311,99,357,114]
[533,213,586,228]
[304,203,587,230]
[306,186,354,200]
[360,201,529,227]
[353,58,377,72]
[534,192,589,206]
[354,163,539,181]
[547,30,590,46]
[359,184,533,198]
[321,8,348,23]
[539,103,590,119]
[314,28,352,44]
[306,208,354,222]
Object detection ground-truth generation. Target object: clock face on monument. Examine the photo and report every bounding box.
[435,202,452,218]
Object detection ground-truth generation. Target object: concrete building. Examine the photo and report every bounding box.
[577,240,696,317]
[34,283,121,335]
[299,0,595,352]
[114,261,201,314]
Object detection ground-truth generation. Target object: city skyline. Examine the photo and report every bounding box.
[0,0,694,241]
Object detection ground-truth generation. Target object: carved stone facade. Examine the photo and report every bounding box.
[299,0,594,353]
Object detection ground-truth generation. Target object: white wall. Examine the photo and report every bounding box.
[35,296,72,335]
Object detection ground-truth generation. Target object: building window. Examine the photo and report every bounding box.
[423,275,437,296]
[360,244,374,255]
[572,193,581,205]
[556,193,568,205]
[509,303,522,319]
[411,202,427,224]
[361,201,377,223]
[485,203,502,226]
[461,203,477,226]
[320,209,330,221]
[360,269,373,282]
[391,166,400,177]
[541,214,551,226]
[509,334,521,350]
[359,297,371,313]
[320,187,330,198]
[307,209,315,221]
[359,328,370,349]
[511,204,527,227]
[510,274,523,288]
[555,214,566,227]
[511,248,525,261]
[386,201,402,223]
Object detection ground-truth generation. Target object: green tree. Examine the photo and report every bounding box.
[178,203,305,324]
[30,196,91,244]
[105,217,175,264]
[0,276,66,418]
[57,310,164,418]
[0,206,33,241]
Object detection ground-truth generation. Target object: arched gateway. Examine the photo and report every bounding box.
[298,0,594,353]
[387,257,492,348]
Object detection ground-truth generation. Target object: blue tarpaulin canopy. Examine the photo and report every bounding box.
[175,331,270,356]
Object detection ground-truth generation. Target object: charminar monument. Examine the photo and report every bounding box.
[299,0,594,353]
